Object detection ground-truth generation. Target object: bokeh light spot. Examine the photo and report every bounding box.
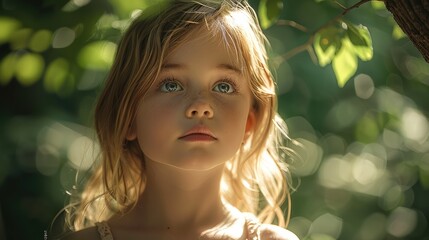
[0,17,21,44]
[309,213,343,239]
[29,29,52,52]
[15,53,45,86]
[67,136,99,170]
[401,107,429,144]
[44,58,69,93]
[52,27,75,48]
[387,207,418,238]
[77,41,116,70]
[354,74,374,99]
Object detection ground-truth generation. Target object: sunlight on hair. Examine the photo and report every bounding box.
[225,10,248,28]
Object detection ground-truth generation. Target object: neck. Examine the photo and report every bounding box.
[135,160,228,230]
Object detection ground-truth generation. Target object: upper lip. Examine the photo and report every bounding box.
[179,125,217,139]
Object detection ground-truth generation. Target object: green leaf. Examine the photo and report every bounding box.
[371,1,385,10]
[258,0,283,29]
[393,23,406,40]
[314,27,342,67]
[332,38,357,88]
[346,23,373,61]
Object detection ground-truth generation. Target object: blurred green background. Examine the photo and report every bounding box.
[1,0,428,239]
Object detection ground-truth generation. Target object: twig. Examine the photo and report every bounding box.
[276,20,308,32]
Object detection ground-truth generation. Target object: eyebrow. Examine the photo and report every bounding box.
[161,63,242,74]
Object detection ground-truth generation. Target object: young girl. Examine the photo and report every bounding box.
[61,0,298,239]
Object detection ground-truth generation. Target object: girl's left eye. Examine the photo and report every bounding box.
[212,81,236,94]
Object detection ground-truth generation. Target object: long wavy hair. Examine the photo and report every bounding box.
[65,0,292,231]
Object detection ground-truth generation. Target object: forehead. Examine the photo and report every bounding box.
[163,25,244,71]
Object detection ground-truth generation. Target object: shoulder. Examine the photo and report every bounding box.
[259,224,300,240]
[58,227,99,240]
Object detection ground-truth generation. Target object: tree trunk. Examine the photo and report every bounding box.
[384,0,429,62]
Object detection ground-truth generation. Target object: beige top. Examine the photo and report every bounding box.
[95,214,261,240]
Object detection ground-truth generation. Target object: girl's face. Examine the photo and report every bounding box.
[128,31,255,171]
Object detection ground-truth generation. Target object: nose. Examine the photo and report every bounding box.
[185,98,214,119]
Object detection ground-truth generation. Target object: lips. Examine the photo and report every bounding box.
[178,125,217,142]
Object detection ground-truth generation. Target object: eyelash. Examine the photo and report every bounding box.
[156,77,239,93]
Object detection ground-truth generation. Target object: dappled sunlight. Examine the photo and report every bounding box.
[288,84,429,239]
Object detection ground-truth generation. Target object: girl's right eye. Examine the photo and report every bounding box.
[159,80,183,92]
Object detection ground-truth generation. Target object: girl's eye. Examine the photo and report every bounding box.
[160,80,183,92]
[213,81,235,94]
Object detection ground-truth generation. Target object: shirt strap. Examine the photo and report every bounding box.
[95,221,114,240]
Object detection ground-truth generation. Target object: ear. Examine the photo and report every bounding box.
[125,122,137,141]
[244,110,256,142]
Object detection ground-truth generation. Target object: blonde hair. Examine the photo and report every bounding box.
[65,0,292,231]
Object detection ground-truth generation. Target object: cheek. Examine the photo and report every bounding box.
[134,104,178,150]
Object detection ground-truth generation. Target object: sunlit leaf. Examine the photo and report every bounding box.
[0,17,21,44]
[393,23,406,40]
[44,58,69,93]
[77,41,117,70]
[0,53,18,85]
[258,0,283,29]
[314,27,342,67]
[15,53,45,86]
[332,38,357,88]
[346,23,373,61]
[371,1,385,10]
[29,29,52,52]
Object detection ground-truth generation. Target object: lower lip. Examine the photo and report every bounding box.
[179,133,217,142]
